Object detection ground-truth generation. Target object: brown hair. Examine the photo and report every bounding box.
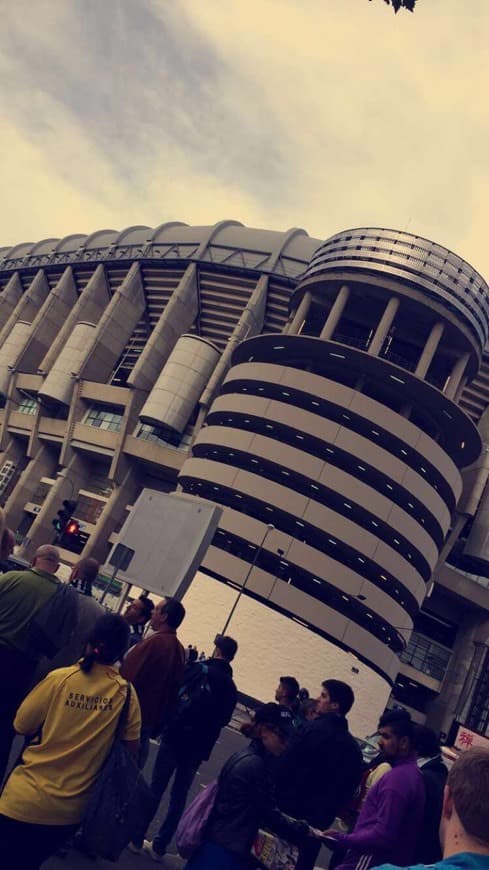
[448,747,489,844]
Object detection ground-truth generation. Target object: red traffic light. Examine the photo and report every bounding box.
[65,520,80,535]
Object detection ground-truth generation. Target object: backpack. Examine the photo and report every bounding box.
[28,582,79,659]
[173,662,212,725]
[175,752,244,858]
[79,685,154,861]
[176,778,219,858]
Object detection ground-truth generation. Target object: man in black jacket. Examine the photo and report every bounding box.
[129,633,238,860]
[277,679,363,870]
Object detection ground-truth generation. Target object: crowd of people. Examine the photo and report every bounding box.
[0,527,488,870]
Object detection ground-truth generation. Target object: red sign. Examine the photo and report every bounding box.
[454,725,489,752]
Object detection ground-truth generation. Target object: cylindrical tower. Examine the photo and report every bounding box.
[179,228,487,693]
[140,335,220,438]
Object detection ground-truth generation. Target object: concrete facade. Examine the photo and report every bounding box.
[0,222,488,734]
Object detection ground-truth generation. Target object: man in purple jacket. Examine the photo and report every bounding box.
[374,747,489,870]
[325,709,425,870]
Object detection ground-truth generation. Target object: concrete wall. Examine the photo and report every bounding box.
[180,571,391,738]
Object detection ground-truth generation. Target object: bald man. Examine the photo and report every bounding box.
[0,544,60,784]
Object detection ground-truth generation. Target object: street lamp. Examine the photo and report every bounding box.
[220,523,275,636]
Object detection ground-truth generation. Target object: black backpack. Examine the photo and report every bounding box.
[173,662,211,727]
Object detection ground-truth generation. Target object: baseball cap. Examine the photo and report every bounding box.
[254,703,294,736]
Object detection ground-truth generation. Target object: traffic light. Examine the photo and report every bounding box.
[52,499,78,537]
[65,519,80,536]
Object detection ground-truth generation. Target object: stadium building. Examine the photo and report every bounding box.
[0,222,488,737]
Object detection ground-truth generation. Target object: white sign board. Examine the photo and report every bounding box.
[454,725,489,752]
[103,490,221,600]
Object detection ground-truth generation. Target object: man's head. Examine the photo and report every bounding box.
[275,675,300,707]
[440,748,489,856]
[70,557,99,594]
[413,723,441,760]
[32,545,60,575]
[124,596,154,627]
[150,597,185,633]
[317,679,355,717]
[377,709,414,761]
[213,634,238,662]
[1,528,15,561]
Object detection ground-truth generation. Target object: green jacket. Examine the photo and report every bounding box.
[0,567,59,656]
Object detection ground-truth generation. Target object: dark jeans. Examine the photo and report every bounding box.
[135,734,199,853]
[0,645,35,787]
[0,814,77,870]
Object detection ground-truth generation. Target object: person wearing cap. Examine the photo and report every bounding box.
[130,634,239,860]
[184,703,315,869]
[275,675,303,727]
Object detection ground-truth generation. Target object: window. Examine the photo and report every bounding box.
[31,480,52,505]
[0,461,16,497]
[136,423,194,450]
[18,396,37,415]
[75,495,105,525]
[400,632,451,682]
[84,404,123,432]
[137,423,168,444]
[86,463,114,498]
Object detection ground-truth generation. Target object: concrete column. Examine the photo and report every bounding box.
[82,467,140,563]
[0,273,22,335]
[445,353,470,400]
[79,262,146,383]
[17,454,89,559]
[195,275,269,439]
[38,264,110,374]
[128,263,199,392]
[415,321,445,379]
[454,375,468,404]
[288,291,311,336]
[17,266,78,374]
[0,270,49,349]
[464,462,489,561]
[426,611,489,737]
[368,296,400,356]
[3,443,58,534]
[435,512,469,567]
[319,284,350,341]
[110,388,147,484]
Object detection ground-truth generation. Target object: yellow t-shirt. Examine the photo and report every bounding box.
[0,663,141,826]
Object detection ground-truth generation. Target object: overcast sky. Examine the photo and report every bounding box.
[0,0,488,278]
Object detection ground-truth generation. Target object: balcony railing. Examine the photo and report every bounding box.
[400,631,452,682]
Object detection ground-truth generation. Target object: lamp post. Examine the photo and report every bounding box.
[221,523,275,636]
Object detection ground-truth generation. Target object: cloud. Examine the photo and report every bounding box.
[0,0,488,286]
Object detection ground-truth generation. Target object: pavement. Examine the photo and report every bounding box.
[8,710,331,869]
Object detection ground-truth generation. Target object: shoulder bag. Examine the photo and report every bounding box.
[79,683,154,861]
